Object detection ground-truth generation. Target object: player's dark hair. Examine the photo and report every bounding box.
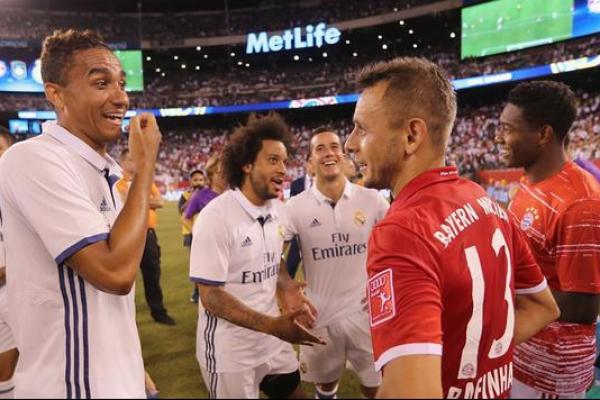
[0,126,14,146]
[508,81,577,142]
[308,126,338,157]
[189,169,204,179]
[222,113,292,188]
[357,57,457,152]
[41,29,111,86]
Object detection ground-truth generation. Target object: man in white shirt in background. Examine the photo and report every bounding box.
[284,128,389,399]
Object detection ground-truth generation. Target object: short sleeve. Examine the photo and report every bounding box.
[367,223,443,371]
[0,144,110,265]
[555,198,600,293]
[510,221,547,294]
[374,193,390,223]
[189,208,231,285]
[184,192,201,219]
[282,200,298,241]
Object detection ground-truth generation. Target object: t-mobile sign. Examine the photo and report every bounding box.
[246,23,341,54]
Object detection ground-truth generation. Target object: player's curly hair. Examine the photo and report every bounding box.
[41,29,111,85]
[221,113,293,188]
[508,81,577,142]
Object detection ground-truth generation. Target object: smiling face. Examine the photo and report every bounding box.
[309,131,344,182]
[244,139,288,201]
[496,103,542,169]
[345,82,403,190]
[45,47,129,151]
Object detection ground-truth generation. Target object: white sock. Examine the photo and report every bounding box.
[315,384,338,399]
[0,379,14,399]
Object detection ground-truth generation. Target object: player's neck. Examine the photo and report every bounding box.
[525,147,568,185]
[240,181,266,206]
[391,156,445,198]
[57,119,107,156]
[315,174,346,203]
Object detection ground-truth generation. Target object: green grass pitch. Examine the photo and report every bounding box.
[461,0,573,59]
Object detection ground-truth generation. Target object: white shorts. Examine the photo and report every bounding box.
[299,310,381,387]
[511,378,586,399]
[200,343,299,399]
[0,290,15,354]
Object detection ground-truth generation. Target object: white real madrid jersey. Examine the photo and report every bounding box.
[190,189,290,373]
[284,181,389,327]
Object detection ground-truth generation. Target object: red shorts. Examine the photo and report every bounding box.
[514,321,596,397]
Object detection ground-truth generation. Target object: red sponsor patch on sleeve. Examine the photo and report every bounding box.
[368,268,396,327]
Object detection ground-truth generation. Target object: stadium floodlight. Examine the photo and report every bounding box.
[237,61,243,66]
[293,55,300,61]
[181,64,186,69]
[146,56,151,61]
[155,68,161,72]
[203,54,209,59]
[382,44,388,50]
[161,72,165,77]
[230,52,236,57]
[308,57,313,62]
[173,55,179,60]
[352,52,358,57]
[399,20,405,25]
[450,32,456,38]
[322,52,328,58]
[196,46,202,51]
[409,29,414,34]
[245,63,250,68]
[377,35,383,40]
[345,39,351,44]
[195,65,200,70]
[413,43,418,48]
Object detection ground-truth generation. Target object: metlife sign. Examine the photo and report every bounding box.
[246,23,341,54]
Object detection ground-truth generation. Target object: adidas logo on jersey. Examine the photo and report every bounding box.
[241,236,253,247]
[310,218,321,228]
[99,197,112,212]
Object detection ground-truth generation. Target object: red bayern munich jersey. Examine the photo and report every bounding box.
[367,167,546,399]
[508,161,600,293]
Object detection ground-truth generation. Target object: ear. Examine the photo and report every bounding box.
[404,118,428,156]
[242,163,253,174]
[538,125,554,145]
[44,82,65,111]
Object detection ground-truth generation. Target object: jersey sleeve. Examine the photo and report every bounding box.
[374,192,390,223]
[184,191,201,219]
[0,144,111,265]
[282,200,298,241]
[554,198,600,293]
[510,221,547,295]
[189,208,231,285]
[367,222,443,371]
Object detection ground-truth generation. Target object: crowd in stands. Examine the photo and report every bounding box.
[0,0,440,43]
[102,89,600,195]
[0,34,596,113]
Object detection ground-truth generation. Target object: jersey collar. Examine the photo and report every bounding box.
[232,188,279,221]
[43,121,119,173]
[393,167,459,207]
[311,178,354,205]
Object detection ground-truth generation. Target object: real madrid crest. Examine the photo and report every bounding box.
[354,210,367,227]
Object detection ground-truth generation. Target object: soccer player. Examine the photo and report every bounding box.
[496,81,600,399]
[189,113,325,399]
[117,148,175,325]
[179,169,206,247]
[0,128,16,399]
[0,29,161,398]
[344,57,560,398]
[284,127,389,399]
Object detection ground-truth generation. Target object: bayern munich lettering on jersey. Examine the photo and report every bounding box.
[189,189,289,372]
[367,167,546,399]
[508,161,600,396]
[284,181,389,328]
